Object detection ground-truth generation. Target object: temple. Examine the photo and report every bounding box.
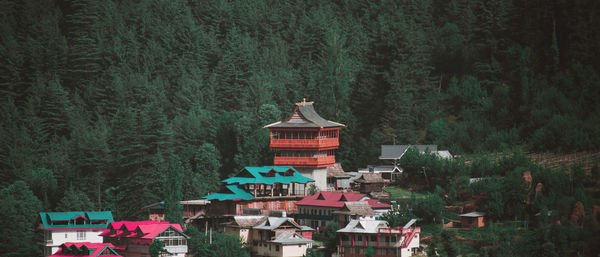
[264,100,344,189]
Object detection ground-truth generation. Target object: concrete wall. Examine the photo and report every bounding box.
[47,229,104,255]
[297,168,327,191]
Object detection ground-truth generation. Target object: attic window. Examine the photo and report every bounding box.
[265,169,277,177]
[340,195,348,201]
[284,169,295,176]
[316,193,325,200]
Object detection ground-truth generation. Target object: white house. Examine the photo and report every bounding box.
[39,211,114,256]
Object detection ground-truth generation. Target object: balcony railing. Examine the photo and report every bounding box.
[270,138,339,149]
[273,156,336,168]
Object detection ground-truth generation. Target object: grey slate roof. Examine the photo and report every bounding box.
[337,220,388,234]
[460,212,485,217]
[264,102,344,128]
[379,145,438,160]
[271,230,313,244]
[226,215,268,228]
[253,217,302,230]
[332,202,377,216]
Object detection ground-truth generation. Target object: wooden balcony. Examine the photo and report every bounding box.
[270,138,339,149]
[273,156,336,168]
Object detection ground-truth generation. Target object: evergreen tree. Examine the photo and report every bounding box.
[0,181,43,257]
[164,155,183,224]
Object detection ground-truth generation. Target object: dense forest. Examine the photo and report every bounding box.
[1,0,599,253]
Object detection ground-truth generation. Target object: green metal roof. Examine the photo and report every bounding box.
[40,211,114,230]
[222,166,314,185]
[203,185,255,201]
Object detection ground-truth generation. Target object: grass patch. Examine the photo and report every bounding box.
[384,186,425,199]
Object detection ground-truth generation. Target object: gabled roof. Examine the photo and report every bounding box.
[354,173,384,183]
[254,217,303,230]
[332,201,376,216]
[296,192,366,208]
[373,165,402,173]
[40,211,114,230]
[100,221,188,240]
[225,215,268,228]
[223,166,314,185]
[202,185,255,201]
[379,145,438,160]
[326,163,348,178]
[337,220,388,234]
[271,230,313,245]
[49,242,121,257]
[264,101,344,128]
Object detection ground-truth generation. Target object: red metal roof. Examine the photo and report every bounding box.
[296,192,391,209]
[296,192,366,208]
[100,221,186,240]
[49,242,121,257]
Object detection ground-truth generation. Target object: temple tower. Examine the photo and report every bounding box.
[264,100,344,190]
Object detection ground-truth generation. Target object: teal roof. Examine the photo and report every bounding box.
[40,211,114,230]
[203,185,255,201]
[223,166,314,185]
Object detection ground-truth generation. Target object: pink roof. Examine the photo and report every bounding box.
[100,221,184,240]
[296,192,366,208]
[296,192,391,209]
[365,199,391,209]
[49,242,121,257]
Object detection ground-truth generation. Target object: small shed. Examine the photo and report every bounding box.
[460,212,485,228]
[327,163,351,190]
[352,173,385,193]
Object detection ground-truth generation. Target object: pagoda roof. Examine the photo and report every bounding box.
[264,101,344,128]
[203,185,255,201]
[223,166,315,185]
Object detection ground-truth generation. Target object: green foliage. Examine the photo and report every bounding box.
[149,239,168,257]
[313,222,340,256]
[414,193,445,224]
[365,246,374,257]
[0,181,43,257]
[165,155,184,224]
[382,207,413,228]
[56,185,96,211]
[186,227,250,257]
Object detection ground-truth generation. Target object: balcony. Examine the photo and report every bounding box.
[273,156,336,168]
[270,138,339,149]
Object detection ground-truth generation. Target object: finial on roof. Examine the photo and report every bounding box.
[296,99,314,106]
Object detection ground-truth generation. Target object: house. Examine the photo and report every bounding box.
[100,221,189,257]
[332,202,379,227]
[202,166,315,216]
[265,100,345,190]
[337,219,421,257]
[379,145,452,165]
[327,163,352,190]
[141,199,210,224]
[250,216,314,257]
[352,173,386,193]
[295,192,390,230]
[48,242,121,257]
[40,211,114,256]
[373,166,403,181]
[460,212,485,228]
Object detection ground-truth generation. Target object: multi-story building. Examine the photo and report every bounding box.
[251,216,314,257]
[142,199,210,224]
[100,221,189,257]
[295,192,390,230]
[203,166,315,216]
[48,242,122,257]
[337,219,421,257]
[265,100,344,190]
[39,211,114,256]
[222,213,314,257]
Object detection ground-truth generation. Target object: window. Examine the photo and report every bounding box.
[65,233,68,238]
[275,245,280,251]
[77,231,85,240]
